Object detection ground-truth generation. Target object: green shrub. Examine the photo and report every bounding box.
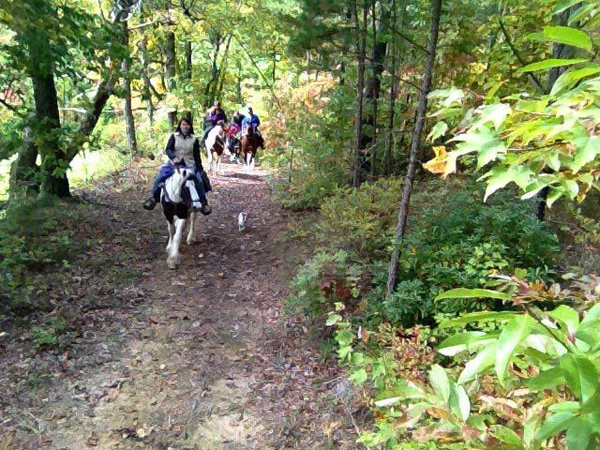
[0,196,79,312]
[271,162,349,210]
[317,179,403,260]
[370,186,559,326]
[287,250,364,317]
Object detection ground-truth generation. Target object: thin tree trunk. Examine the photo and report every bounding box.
[360,0,391,176]
[66,76,116,162]
[216,35,233,100]
[204,32,223,106]
[340,5,353,85]
[370,0,378,177]
[387,0,443,296]
[352,0,368,188]
[384,0,402,176]
[236,60,243,104]
[139,37,155,132]
[185,40,192,80]
[122,21,138,155]
[165,29,177,127]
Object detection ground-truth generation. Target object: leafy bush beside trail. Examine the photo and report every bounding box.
[0,196,79,314]
[288,178,559,327]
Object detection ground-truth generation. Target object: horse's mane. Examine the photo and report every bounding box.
[164,169,189,203]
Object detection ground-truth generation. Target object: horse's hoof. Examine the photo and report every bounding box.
[167,260,179,269]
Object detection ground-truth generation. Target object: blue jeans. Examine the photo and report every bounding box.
[151,165,207,204]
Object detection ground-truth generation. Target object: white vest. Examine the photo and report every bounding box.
[173,132,196,164]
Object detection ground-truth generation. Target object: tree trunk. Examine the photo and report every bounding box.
[216,35,233,100]
[185,40,193,80]
[384,0,402,176]
[236,61,243,104]
[360,0,391,176]
[122,21,138,155]
[386,0,443,296]
[165,29,177,127]
[369,0,379,177]
[32,68,68,197]
[352,0,368,188]
[66,76,116,162]
[339,5,353,86]
[204,32,223,107]
[10,127,39,199]
[139,37,155,132]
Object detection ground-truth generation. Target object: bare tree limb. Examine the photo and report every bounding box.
[498,19,546,94]
[0,98,25,117]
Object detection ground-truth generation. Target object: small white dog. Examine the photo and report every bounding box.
[238,212,247,232]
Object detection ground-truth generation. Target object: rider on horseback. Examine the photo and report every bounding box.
[201,100,227,147]
[232,110,245,128]
[241,107,265,149]
[143,118,212,215]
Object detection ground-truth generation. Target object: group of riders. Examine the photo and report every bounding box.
[142,101,264,214]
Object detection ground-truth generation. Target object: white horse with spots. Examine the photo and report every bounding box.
[205,124,226,175]
[161,165,202,269]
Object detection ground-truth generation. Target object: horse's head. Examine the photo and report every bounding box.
[164,164,193,203]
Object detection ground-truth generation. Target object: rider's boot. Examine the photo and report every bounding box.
[200,200,212,216]
[143,197,157,210]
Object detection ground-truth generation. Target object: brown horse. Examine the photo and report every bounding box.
[240,127,260,170]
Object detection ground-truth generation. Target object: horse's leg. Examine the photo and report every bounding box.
[250,151,256,170]
[206,146,213,173]
[167,218,186,269]
[246,151,251,168]
[216,154,222,174]
[166,220,174,253]
[187,211,197,245]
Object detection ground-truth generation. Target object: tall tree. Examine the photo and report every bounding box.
[138,37,156,131]
[360,0,391,178]
[387,0,443,295]
[122,20,138,155]
[165,27,177,127]
[352,0,368,188]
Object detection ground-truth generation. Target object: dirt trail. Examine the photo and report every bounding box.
[1,162,359,449]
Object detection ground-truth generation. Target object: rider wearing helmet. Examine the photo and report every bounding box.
[143,117,212,215]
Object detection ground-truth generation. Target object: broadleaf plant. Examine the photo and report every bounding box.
[424,3,600,207]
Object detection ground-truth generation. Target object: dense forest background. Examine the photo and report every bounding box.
[1,0,600,448]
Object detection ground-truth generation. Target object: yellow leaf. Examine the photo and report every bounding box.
[423,146,448,175]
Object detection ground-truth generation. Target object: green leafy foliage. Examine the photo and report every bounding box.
[0,196,77,313]
[317,178,403,260]
[331,276,600,449]
[426,14,600,208]
[371,186,559,326]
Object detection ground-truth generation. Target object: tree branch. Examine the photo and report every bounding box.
[498,19,546,94]
[0,97,25,117]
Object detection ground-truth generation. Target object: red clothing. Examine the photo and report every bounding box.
[226,123,240,136]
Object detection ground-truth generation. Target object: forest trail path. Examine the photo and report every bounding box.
[1,162,358,449]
